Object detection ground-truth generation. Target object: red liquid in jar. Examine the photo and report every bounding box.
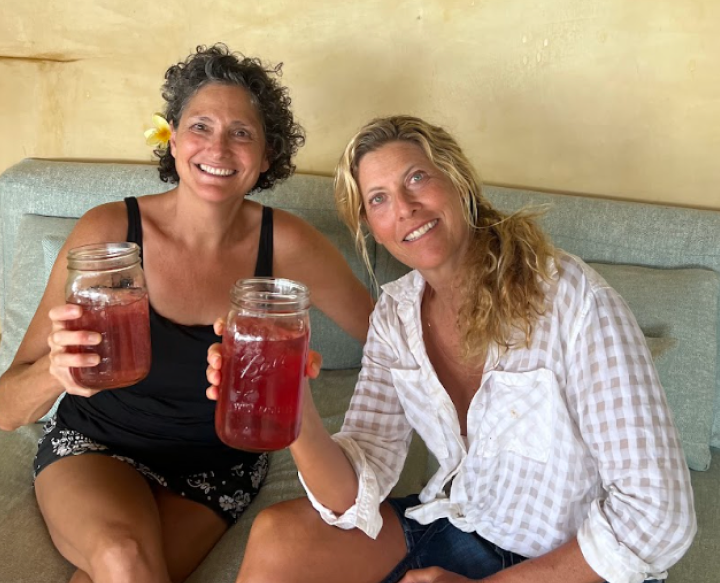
[66,288,151,389]
[216,316,309,451]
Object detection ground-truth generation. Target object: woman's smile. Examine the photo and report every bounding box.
[197,163,238,177]
[403,219,439,242]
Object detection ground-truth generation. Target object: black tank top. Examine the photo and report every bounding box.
[55,198,274,472]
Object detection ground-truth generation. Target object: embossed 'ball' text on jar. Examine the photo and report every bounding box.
[215,277,311,452]
[65,242,152,389]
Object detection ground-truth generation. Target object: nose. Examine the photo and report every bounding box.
[208,132,230,156]
[397,189,420,219]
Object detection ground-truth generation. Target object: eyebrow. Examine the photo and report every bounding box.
[364,162,419,196]
[186,115,255,128]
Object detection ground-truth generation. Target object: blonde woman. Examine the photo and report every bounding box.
[208,116,694,583]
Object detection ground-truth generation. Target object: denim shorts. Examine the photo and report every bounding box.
[380,495,660,583]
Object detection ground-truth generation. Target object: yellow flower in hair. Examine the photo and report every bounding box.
[144,113,171,148]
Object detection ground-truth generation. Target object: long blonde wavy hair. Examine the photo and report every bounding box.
[334,115,557,362]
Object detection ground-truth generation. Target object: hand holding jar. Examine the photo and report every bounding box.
[54,242,152,393]
[211,277,314,452]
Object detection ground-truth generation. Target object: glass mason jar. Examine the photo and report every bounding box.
[65,242,151,389]
[215,277,311,452]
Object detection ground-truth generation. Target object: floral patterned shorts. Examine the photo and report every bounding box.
[33,416,269,524]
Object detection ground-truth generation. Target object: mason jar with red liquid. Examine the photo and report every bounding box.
[65,242,152,390]
[215,277,311,452]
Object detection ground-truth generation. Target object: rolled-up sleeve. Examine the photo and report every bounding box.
[300,435,385,537]
[569,284,696,583]
[299,296,414,538]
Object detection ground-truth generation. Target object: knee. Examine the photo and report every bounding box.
[88,529,163,583]
[248,502,303,547]
[241,500,318,577]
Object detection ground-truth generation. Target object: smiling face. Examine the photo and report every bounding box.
[357,140,472,282]
[169,83,270,201]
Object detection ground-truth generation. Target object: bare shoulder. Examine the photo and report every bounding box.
[270,207,373,342]
[271,206,349,274]
[272,207,335,256]
[8,200,132,367]
[67,200,129,246]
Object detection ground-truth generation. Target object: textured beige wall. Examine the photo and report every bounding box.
[1,0,718,208]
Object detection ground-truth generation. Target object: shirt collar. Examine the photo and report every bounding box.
[381,270,425,306]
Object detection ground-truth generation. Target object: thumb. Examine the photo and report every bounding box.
[305,349,322,378]
[213,317,225,337]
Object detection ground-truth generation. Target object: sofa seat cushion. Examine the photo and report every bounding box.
[0,367,428,583]
[0,425,75,582]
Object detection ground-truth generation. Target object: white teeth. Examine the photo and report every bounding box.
[404,219,438,242]
[199,164,235,176]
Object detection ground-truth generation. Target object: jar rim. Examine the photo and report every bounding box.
[231,277,310,312]
[67,242,140,262]
[67,242,141,272]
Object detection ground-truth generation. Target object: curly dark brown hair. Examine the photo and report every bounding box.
[155,43,305,192]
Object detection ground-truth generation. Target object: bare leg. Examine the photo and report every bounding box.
[237,497,407,583]
[36,455,172,583]
[152,484,228,582]
[64,491,228,583]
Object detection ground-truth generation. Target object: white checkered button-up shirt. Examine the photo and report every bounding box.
[301,253,696,583]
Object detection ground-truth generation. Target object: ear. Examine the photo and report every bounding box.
[260,148,271,173]
[169,122,177,157]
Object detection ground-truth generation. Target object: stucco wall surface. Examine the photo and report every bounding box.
[1,0,718,207]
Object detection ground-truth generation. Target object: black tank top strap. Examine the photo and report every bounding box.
[124,197,143,265]
[254,206,274,277]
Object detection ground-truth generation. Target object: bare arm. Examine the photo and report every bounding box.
[289,381,360,513]
[206,328,360,514]
[0,203,127,430]
[481,539,601,583]
[272,208,374,343]
[267,210,374,509]
[264,210,379,510]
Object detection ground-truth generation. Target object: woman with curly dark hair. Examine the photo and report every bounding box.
[0,44,373,583]
[156,43,305,191]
